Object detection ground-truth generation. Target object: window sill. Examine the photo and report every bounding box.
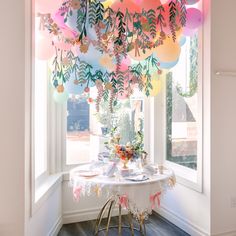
[32,173,62,215]
[165,161,202,193]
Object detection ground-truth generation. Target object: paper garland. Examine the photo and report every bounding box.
[35,0,203,112]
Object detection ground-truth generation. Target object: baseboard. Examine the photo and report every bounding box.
[63,207,127,225]
[155,205,210,236]
[48,216,63,236]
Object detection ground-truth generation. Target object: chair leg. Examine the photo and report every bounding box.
[94,197,113,235]
[118,204,122,235]
[106,200,115,236]
[128,211,134,236]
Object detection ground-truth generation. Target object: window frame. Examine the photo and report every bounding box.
[153,23,203,192]
[61,96,152,171]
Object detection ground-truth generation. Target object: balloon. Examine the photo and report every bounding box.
[128,47,154,61]
[131,0,161,8]
[132,0,161,10]
[53,10,77,39]
[35,37,55,60]
[179,36,186,46]
[117,91,129,100]
[186,0,200,5]
[120,57,131,71]
[155,38,181,63]
[65,77,87,95]
[77,44,106,72]
[112,0,141,13]
[53,40,72,51]
[183,27,198,37]
[35,0,63,14]
[158,59,179,69]
[53,90,69,103]
[186,8,203,29]
[150,79,162,96]
[99,55,116,72]
[103,0,115,8]
[160,0,169,4]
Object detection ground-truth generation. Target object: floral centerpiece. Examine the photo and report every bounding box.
[105,127,146,168]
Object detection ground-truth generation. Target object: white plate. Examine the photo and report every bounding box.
[76,170,100,178]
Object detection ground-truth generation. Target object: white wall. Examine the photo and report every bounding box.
[211,0,236,235]
[156,1,212,235]
[62,180,111,224]
[27,185,62,236]
[0,0,25,235]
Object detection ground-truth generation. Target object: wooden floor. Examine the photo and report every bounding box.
[58,213,189,236]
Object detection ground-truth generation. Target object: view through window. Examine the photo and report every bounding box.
[166,34,199,170]
[66,88,144,165]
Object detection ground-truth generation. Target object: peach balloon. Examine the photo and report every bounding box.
[128,47,154,61]
[112,0,141,13]
[35,0,63,14]
[155,38,181,63]
[36,37,55,60]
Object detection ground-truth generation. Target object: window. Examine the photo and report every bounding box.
[33,16,49,182]
[66,88,145,166]
[166,34,199,170]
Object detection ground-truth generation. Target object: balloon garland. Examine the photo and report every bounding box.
[36,0,203,112]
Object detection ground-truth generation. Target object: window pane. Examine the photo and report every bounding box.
[166,34,199,170]
[34,17,48,178]
[66,88,144,165]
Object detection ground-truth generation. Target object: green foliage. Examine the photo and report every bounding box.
[169,1,177,41]
[147,9,157,38]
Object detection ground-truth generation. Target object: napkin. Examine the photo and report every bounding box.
[125,174,149,182]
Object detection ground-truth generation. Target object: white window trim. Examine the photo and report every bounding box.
[27,0,63,216]
[153,18,203,192]
[61,97,152,171]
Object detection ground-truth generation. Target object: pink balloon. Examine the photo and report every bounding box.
[183,27,197,37]
[131,0,161,10]
[160,0,169,3]
[120,57,131,71]
[36,37,55,60]
[53,10,77,39]
[186,8,203,29]
[117,91,129,100]
[61,27,77,39]
[35,0,63,14]
[53,40,72,51]
[53,10,66,27]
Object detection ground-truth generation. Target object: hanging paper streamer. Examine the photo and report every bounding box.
[35,0,205,110]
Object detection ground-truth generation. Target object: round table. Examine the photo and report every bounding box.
[70,163,175,236]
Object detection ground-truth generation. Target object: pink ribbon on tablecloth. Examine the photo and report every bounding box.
[119,195,128,209]
[150,192,161,209]
[73,186,82,201]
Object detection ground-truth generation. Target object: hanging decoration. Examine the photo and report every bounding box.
[35,0,204,112]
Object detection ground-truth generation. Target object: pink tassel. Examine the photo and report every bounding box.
[150,192,161,209]
[119,195,128,209]
[73,186,82,201]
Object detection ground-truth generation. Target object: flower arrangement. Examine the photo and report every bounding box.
[105,127,146,168]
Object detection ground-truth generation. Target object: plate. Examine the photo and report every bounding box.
[76,170,100,178]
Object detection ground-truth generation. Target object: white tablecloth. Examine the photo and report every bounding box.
[70,163,175,219]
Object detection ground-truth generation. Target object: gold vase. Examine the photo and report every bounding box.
[121,159,129,169]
